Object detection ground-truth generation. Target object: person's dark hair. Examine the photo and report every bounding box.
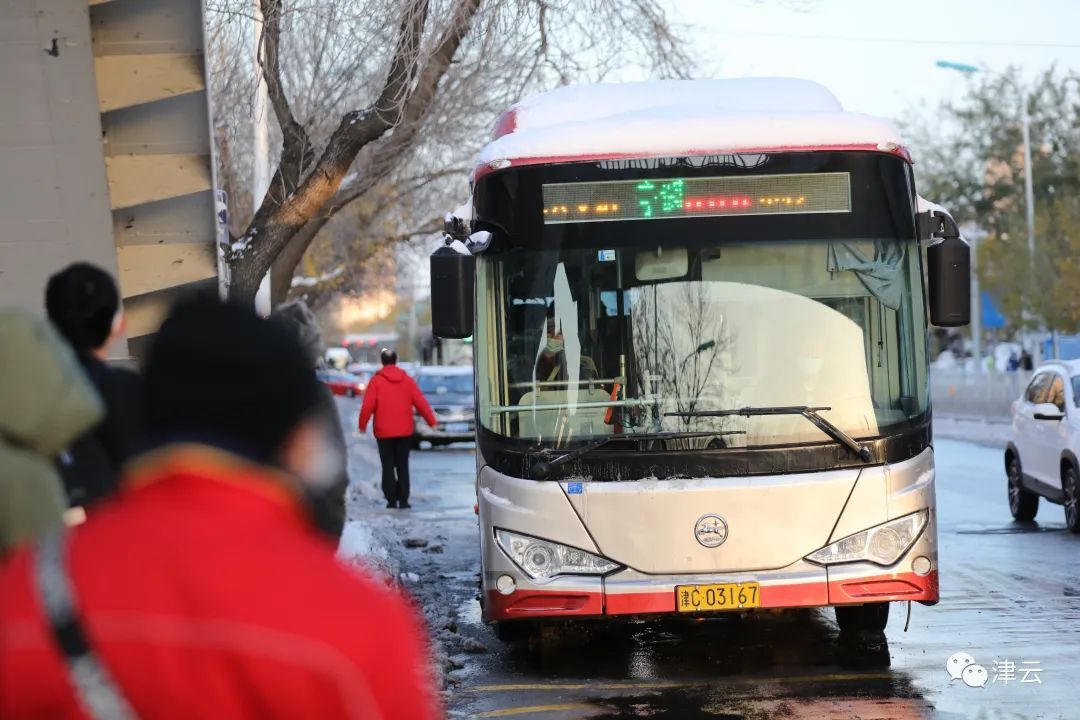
[380,348,398,366]
[45,262,120,352]
[142,294,322,461]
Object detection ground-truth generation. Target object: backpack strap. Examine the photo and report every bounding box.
[33,531,136,720]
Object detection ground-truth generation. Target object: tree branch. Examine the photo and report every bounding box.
[273,0,427,212]
[258,0,315,206]
[248,0,480,304]
[269,163,465,305]
[372,0,430,124]
[340,0,482,202]
[223,0,694,306]
[231,0,432,302]
[290,219,442,308]
[329,165,467,221]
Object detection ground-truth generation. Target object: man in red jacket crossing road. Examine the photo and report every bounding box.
[359,349,437,509]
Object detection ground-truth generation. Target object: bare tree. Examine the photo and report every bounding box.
[218,0,468,303]
[673,283,726,420]
[630,282,729,439]
[208,0,692,306]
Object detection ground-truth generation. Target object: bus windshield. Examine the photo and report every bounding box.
[475,235,928,448]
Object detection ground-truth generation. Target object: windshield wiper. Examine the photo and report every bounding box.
[665,406,872,463]
[529,430,745,480]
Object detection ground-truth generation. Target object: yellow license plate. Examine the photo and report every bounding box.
[676,582,761,612]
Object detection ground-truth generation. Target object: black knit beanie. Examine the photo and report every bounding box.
[142,294,322,461]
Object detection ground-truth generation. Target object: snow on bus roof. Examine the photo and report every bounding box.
[476,78,904,168]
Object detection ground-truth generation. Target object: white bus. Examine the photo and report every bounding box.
[430,79,970,641]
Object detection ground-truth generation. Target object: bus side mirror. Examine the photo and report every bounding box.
[918,210,970,327]
[430,244,474,339]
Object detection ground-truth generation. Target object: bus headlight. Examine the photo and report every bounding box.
[805,510,928,567]
[495,529,620,580]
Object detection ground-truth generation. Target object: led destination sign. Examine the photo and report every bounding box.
[542,172,851,224]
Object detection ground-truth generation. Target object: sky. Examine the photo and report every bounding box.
[665,0,1080,123]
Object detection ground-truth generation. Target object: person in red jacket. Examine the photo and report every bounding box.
[0,296,440,720]
[359,349,436,509]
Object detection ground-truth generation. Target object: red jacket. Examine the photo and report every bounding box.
[0,446,440,720]
[359,365,437,439]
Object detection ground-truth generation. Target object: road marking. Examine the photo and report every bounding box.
[475,703,595,717]
[467,672,895,693]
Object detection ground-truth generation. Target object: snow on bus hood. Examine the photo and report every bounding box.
[478,78,903,165]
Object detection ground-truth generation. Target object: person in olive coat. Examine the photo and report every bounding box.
[0,308,103,555]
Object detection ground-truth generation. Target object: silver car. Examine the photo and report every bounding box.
[413,365,475,446]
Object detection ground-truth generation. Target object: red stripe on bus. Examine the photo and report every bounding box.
[485,589,603,620]
[828,570,938,605]
[605,579,827,616]
[484,570,939,621]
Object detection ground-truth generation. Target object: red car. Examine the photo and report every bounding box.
[317,369,367,397]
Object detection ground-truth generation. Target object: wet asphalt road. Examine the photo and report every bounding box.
[349,415,1080,719]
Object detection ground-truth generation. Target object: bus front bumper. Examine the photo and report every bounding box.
[478,446,939,624]
[483,559,938,622]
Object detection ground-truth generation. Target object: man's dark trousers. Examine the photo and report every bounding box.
[376,437,412,506]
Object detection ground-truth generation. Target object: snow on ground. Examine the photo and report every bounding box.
[338,432,409,583]
[335,400,484,697]
[338,520,393,577]
[478,77,903,165]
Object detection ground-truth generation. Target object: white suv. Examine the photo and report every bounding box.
[1005,360,1080,533]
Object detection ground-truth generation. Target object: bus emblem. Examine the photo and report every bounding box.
[694,514,729,548]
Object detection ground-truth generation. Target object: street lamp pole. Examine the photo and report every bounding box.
[1021,106,1036,267]
[1020,99,1043,360]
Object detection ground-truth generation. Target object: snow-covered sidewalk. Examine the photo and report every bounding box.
[333,410,486,696]
[336,433,402,581]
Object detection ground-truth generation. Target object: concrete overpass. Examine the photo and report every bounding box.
[0,0,220,358]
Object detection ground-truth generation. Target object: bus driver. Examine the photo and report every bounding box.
[534,304,598,384]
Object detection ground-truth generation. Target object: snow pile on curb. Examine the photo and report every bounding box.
[339,465,448,697]
[337,436,409,586]
[337,519,397,581]
[336,393,488,696]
